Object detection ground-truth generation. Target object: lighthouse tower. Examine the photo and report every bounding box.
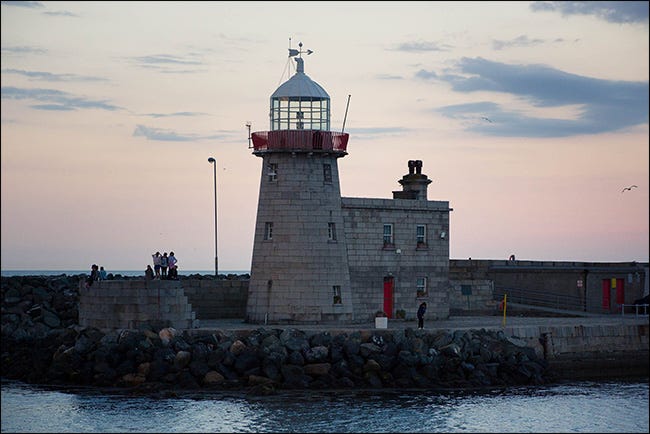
[246,44,353,324]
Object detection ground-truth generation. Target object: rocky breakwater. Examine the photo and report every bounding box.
[2,274,82,340]
[2,274,551,393]
[3,326,552,394]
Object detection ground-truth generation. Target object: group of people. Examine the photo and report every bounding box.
[146,251,178,280]
[85,264,108,288]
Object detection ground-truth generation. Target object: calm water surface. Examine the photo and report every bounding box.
[2,379,648,433]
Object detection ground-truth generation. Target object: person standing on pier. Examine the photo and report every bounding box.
[417,302,427,330]
[152,252,162,279]
[160,252,169,278]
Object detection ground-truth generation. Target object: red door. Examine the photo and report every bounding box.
[383,276,394,318]
[615,278,625,305]
[602,279,611,311]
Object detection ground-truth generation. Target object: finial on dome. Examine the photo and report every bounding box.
[288,41,313,73]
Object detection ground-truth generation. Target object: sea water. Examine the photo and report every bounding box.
[2,379,648,433]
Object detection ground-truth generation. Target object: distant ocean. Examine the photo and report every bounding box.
[0,270,250,277]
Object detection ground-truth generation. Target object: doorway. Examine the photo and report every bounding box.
[383,276,394,318]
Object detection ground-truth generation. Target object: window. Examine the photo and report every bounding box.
[328,222,337,241]
[333,285,342,304]
[267,163,277,182]
[416,277,428,297]
[383,224,394,246]
[323,163,332,183]
[264,222,273,240]
[416,224,427,246]
[270,96,330,131]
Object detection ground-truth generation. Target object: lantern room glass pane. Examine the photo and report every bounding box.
[270,96,330,131]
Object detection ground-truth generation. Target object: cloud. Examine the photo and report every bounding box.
[1,1,44,8]
[142,112,208,118]
[418,57,649,137]
[415,70,437,80]
[30,104,75,111]
[132,124,225,142]
[390,41,451,52]
[530,1,649,24]
[132,54,202,66]
[346,127,410,140]
[492,35,546,51]
[1,46,47,56]
[128,54,205,73]
[2,69,107,82]
[1,86,121,111]
[376,74,403,80]
[43,10,78,17]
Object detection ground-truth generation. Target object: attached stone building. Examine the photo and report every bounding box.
[342,161,451,323]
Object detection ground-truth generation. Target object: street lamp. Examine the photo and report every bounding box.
[208,157,218,277]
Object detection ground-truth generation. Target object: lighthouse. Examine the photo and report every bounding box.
[246,43,354,324]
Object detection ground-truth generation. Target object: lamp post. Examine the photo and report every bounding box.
[207,157,218,277]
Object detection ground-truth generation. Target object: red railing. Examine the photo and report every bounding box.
[252,130,348,153]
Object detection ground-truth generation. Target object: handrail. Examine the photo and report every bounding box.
[493,286,584,311]
[619,303,649,317]
[251,130,349,153]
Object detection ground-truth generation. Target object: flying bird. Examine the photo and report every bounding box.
[480,117,493,123]
[621,185,638,193]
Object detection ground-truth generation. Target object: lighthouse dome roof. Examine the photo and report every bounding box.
[271,57,329,100]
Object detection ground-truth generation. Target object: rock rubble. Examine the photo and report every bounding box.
[2,275,550,393]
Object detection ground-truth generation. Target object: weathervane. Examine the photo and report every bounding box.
[288,41,313,58]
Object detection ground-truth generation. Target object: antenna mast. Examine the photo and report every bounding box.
[342,94,351,133]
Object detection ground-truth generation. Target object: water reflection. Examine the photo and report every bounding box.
[2,380,648,433]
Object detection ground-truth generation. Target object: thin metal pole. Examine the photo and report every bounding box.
[342,94,351,132]
[208,157,218,277]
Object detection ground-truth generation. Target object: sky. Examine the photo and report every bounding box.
[1,1,648,271]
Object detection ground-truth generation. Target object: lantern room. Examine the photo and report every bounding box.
[252,42,348,155]
[270,42,330,131]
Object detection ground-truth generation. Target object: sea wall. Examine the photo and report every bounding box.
[1,274,648,394]
[501,322,649,379]
[449,259,649,314]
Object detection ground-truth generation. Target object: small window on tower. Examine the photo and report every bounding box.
[328,222,337,241]
[333,285,342,304]
[267,163,278,182]
[264,222,273,240]
[323,163,332,184]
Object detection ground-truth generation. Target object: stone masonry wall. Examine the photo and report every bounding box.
[449,260,648,314]
[183,279,248,319]
[503,322,649,364]
[79,280,197,330]
[247,152,354,324]
[449,279,496,314]
[342,197,450,322]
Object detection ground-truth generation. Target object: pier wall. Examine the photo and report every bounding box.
[182,279,248,319]
[502,321,649,379]
[78,279,248,330]
[449,259,649,314]
[79,280,198,330]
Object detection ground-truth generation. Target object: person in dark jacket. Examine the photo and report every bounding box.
[417,302,427,329]
[85,264,99,289]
